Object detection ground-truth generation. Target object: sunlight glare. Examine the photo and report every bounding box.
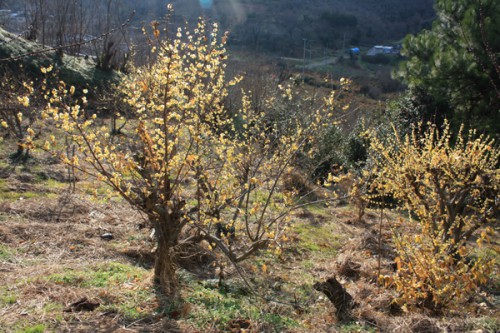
[199,0,213,9]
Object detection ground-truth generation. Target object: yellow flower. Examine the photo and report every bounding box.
[18,96,30,107]
[40,65,53,74]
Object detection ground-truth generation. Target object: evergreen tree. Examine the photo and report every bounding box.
[396,0,500,135]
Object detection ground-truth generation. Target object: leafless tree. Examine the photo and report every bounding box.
[48,0,70,60]
[22,0,46,43]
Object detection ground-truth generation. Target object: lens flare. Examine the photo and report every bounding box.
[199,0,213,9]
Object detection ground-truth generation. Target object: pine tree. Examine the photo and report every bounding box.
[396,0,500,136]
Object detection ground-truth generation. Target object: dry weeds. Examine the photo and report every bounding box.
[0,152,498,332]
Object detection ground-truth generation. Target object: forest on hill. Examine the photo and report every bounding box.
[171,0,436,55]
[0,0,435,56]
[0,0,498,332]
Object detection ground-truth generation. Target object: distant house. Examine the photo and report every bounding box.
[366,45,399,56]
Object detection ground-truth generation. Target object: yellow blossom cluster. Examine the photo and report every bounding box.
[370,122,499,308]
[16,16,344,294]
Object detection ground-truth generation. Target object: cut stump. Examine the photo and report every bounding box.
[314,276,356,321]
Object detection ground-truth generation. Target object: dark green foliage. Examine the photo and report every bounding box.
[344,134,367,168]
[386,87,452,138]
[320,12,358,27]
[310,125,346,182]
[396,0,500,136]
[363,54,392,65]
[307,125,370,182]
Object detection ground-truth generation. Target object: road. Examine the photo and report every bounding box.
[280,56,338,69]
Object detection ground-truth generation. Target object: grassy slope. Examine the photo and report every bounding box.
[0,27,121,87]
[0,9,497,333]
[0,138,498,333]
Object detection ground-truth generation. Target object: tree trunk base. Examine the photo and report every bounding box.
[154,247,179,299]
[9,148,30,164]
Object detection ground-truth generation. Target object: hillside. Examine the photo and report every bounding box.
[171,0,435,56]
[0,145,498,332]
[0,27,121,87]
[1,0,435,56]
[0,2,498,332]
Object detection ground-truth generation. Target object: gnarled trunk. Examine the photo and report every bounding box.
[152,215,182,298]
[155,236,178,297]
[10,143,30,163]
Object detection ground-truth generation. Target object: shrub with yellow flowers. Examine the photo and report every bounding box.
[370,122,499,309]
[0,69,36,161]
[27,9,344,298]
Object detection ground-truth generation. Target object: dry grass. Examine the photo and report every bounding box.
[0,155,165,332]
[0,147,498,332]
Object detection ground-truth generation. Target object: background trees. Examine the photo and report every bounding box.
[2,0,435,57]
[10,0,131,70]
[395,0,500,136]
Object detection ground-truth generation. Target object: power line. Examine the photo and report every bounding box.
[0,11,135,62]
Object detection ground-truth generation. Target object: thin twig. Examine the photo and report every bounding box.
[0,11,135,62]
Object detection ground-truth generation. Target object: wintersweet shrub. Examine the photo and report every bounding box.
[370,122,498,308]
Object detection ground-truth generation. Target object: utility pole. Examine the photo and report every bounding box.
[302,38,307,79]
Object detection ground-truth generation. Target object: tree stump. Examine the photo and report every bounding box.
[314,277,356,321]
